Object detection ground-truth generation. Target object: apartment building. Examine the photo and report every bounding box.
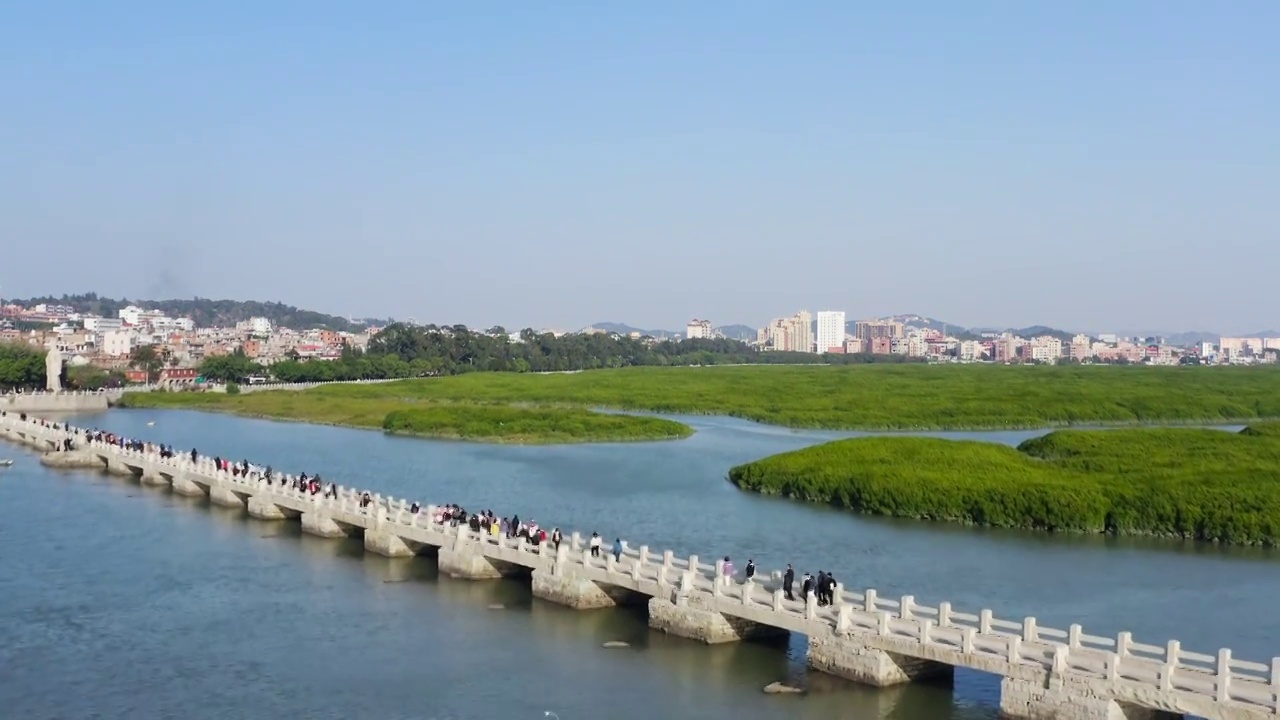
[685,319,713,340]
[815,311,846,353]
[854,320,904,343]
[83,317,123,333]
[101,330,135,357]
[762,311,813,352]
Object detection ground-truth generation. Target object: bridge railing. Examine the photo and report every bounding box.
[2,389,118,397]
[5,412,1279,714]
[210,378,401,394]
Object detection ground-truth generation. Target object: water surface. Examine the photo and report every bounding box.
[0,410,1268,719]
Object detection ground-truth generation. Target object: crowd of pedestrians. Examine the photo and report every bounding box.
[777,564,840,605]
[414,499,604,556]
[709,556,840,605]
[4,410,846,611]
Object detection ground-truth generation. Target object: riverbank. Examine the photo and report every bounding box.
[727,423,1280,545]
[117,392,693,444]
[121,364,1280,434]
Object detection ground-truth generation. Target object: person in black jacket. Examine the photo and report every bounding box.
[783,564,795,601]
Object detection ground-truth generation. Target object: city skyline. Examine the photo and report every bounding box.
[7,296,1277,370]
[4,289,1277,340]
[3,3,1277,334]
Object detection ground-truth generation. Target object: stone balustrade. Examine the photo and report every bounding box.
[1,411,1275,720]
[213,378,401,394]
[1,390,113,412]
[2,389,118,397]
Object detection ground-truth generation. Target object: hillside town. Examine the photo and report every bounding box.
[0,301,376,384]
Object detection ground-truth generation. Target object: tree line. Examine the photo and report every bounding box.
[191,323,918,383]
[361,323,918,374]
[0,342,124,391]
[7,322,922,390]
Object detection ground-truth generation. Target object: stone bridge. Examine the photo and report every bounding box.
[2,412,1276,720]
[0,378,401,414]
[1,390,111,413]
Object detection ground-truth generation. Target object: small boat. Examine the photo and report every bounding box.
[146,421,156,427]
[0,459,13,467]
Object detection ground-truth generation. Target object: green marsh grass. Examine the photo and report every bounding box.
[728,425,1280,545]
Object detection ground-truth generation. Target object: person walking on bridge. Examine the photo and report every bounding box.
[745,559,755,582]
[783,564,795,601]
[612,538,622,562]
[190,448,198,464]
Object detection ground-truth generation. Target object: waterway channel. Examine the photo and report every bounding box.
[0,409,1271,719]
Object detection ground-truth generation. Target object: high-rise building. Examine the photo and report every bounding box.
[816,311,846,354]
[854,320,904,343]
[685,319,713,340]
[762,310,813,352]
[789,310,813,352]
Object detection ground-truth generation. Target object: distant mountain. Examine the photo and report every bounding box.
[964,324,1078,342]
[586,321,756,340]
[876,314,967,333]
[1112,330,1278,346]
[1008,326,1076,342]
[716,324,757,341]
[1161,331,1220,346]
[585,321,679,338]
[8,292,379,332]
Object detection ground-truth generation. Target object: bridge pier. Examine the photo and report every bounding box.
[647,594,788,644]
[247,496,291,520]
[438,546,504,578]
[208,485,246,509]
[365,528,424,557]
[104,458,137,477]
[808,630,953,687]
[531,568,644,609]
[140,471,170,487]
[1000,670,1183,720]
[39,450,100,470]
[170,473,207,498]
[301,511,352,539]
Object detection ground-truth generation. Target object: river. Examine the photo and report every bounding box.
[0,410,1271,720]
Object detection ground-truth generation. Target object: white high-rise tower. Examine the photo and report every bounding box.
[816,311,846,354]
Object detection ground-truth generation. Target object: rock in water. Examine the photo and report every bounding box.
[601,641,630,649]
[487,603,505,610]
[762,681,804,694]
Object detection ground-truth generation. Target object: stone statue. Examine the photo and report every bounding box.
[45,346,63,393]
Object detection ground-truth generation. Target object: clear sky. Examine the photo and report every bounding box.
[2,2,1276,334]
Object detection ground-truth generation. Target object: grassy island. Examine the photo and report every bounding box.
[345,365,1280,429]
[728,424,1280,545]
[116,391,692,444]
[380,406,691,444]
[118,363,1280,443]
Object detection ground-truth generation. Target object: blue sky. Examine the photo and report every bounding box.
[2,2,1276,333]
